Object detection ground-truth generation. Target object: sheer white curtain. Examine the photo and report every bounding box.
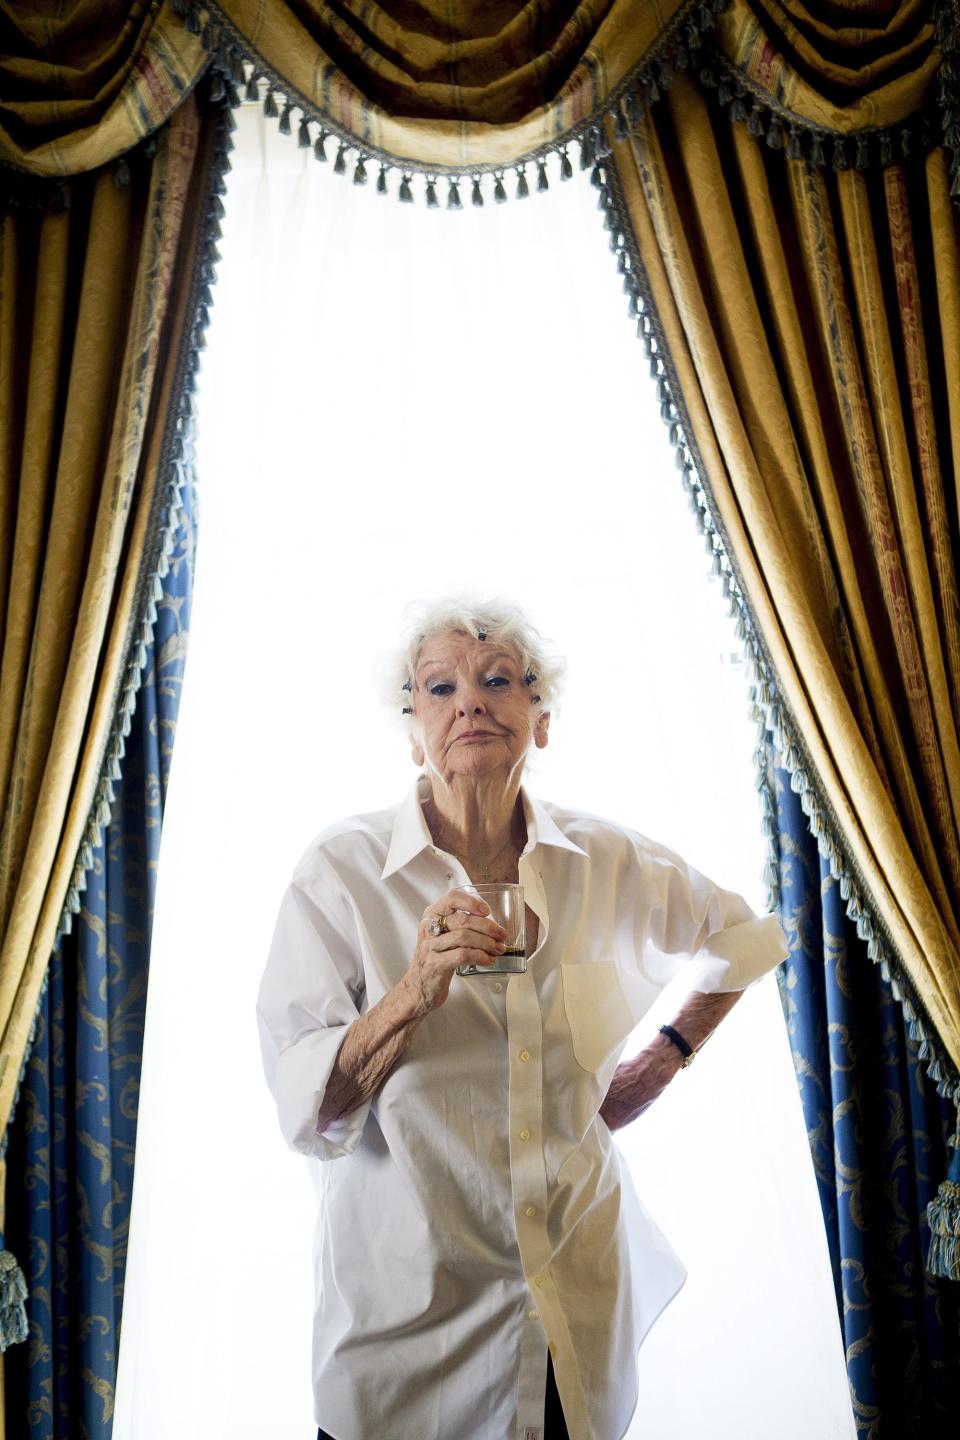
[114,106,856,1440]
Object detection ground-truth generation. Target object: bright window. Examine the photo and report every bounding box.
[114,106,855,1440]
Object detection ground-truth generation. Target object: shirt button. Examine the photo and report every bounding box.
[525,1206,536,1218]
[519,1128,530,1141]
[527,1310,539,1322]
[493,982,503,993]
[519,1049,530,1063]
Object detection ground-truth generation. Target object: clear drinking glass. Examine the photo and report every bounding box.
[455,883,527,977]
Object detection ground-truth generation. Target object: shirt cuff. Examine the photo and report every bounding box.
[269,1023,373,1161]
[687,912,789,993]
[314,1106,372,1160]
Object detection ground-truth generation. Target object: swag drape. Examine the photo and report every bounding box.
[3,0,960,1436]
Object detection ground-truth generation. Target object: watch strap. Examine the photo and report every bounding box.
[659,1023,696,1066]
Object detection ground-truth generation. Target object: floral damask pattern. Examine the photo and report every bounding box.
[3,483,196,1437]
[773,743,960,1438]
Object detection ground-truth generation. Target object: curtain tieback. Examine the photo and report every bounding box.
[927,1142,960,1280]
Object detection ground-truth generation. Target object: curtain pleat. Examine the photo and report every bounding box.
[927,153,960,510]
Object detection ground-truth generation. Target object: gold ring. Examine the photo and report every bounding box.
[429,914,448,937]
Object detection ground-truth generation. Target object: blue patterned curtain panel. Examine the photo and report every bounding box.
[773,745,960,1436]
[3,485,196,1438]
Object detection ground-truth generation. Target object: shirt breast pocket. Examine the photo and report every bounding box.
[561,961,636,1072]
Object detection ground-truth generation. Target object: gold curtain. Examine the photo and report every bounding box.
[0,89,225,1364]
[601,14,960,1076]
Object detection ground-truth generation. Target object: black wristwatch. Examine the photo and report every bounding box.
[659,1024,696,1067]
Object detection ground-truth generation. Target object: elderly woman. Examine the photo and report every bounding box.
[257,596,788,1440]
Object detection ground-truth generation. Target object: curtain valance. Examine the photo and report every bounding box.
[2,1,956,189]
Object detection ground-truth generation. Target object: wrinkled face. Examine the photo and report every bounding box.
[409,629,549,784]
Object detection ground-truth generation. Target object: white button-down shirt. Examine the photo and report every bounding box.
[257,775,788,1440]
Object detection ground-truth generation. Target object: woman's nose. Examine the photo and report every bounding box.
[456,687,487,716]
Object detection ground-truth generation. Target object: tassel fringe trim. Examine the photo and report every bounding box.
[594,156,960,1139]
[163,0,960,213]
[0,95,235,1168]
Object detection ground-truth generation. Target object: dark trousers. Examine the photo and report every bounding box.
[317,1350,570,1439]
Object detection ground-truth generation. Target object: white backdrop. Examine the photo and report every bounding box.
[113,107,856,1439]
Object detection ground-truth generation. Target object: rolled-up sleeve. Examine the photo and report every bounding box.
[257,861,372,1160]
[638,839,789,993]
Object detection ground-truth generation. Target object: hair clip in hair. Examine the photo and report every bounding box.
[477,628,487,641]
[524,670,537,685]
[401,680,412,692]
[401,706,412,715]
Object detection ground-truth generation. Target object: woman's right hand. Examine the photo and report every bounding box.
[404,890,508,1014]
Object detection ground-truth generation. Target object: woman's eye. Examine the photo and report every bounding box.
[428,677,508,695]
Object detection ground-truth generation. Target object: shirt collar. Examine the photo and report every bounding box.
[381,772,590,880]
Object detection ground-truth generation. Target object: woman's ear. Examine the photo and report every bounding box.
[409,728,425,767]
[534,709,550,749]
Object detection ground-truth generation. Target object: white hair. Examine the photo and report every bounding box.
[374,594,567,735]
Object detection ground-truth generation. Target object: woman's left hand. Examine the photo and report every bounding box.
[600,989,746,1131]
[598,1032,684,1132]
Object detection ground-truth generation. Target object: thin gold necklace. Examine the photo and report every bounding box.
[474,833,524,881]
[426,805,525,880]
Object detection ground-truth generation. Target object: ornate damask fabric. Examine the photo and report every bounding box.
[774,740,960,1435]
[2,484,196,1437]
